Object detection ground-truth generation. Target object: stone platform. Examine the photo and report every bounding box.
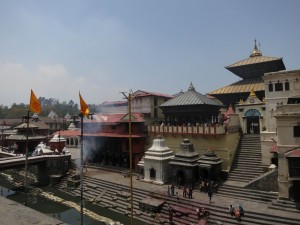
[0,196,69,225]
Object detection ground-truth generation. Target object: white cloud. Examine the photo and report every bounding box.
[0,62,126,107]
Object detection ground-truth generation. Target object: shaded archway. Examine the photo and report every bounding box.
[176,170,185,186]
[245,109,261,134]
[150,168,156,180]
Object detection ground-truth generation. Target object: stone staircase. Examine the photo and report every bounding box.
[269,198,300,214]
[216,184,278,203]
[227,134,264,186]
[54,175,300,225]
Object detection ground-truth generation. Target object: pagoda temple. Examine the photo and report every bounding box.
[169,138,200,186]
[160,82,223,125]
[209,40,286,107]
[140,135,174,184]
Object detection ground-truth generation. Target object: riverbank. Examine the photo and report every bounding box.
[0,196,69,225]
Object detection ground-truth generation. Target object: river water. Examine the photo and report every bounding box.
[0,174,146,225]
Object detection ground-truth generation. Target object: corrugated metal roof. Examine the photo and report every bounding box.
[161,83,223,107]
[209,77,264,95]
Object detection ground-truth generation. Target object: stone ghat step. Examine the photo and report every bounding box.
[83,176,148,198]
[228,171,261,177]
[225,177,253,183]
[228,174,260,180]
[269,199,300,213]
[239,143,261,146]
[236,152,261,156]
[235,151,261,155]
[235,150,261,154]
[231,163,263,168]
[229,169,263,175]
[154,191,299,225]
[237,151,261,155]
[231,161,263,166]
[229,168,263,174]
[208,208,300,225]
[230,167,263,172]
[269,204,300,214]
[219,185,278,196]
[67,176,297,225]
[216,189,277,203]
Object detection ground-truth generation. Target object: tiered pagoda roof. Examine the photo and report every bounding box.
[161,82,222,107]
[225,40,285,79]
[169,138,200,167]
[144,135,174,161]
[209,40,286,106]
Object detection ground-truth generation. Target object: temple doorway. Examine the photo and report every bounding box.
[290,180,300,201]
[176,170,185,186]
[245,109,261,134]
[150,168,156,180]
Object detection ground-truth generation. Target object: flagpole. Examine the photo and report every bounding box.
[24,110,30,206]
[121,91,134,225]
[80,113,84,225]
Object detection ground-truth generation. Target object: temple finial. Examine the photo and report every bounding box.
[250,39,262,57]
[188,82,195,91]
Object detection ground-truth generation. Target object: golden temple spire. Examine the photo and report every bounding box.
[250,39,262,57]
[249,88,257,98]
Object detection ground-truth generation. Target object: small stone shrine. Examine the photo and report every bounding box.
[140,135,174,184]
[197,147,223,181]
[169,138,200,186]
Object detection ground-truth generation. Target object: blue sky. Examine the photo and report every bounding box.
[0,0,299,107]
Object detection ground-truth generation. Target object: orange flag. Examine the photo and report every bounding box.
[29,89,41,113]
[79,92,89,116]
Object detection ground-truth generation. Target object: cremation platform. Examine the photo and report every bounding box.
[139,197,165,213]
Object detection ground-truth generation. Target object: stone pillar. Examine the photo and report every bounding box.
[278,151,289,199]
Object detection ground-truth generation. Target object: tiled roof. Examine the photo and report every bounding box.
[53,130,80,137]
[270,143,278,153]
[101,100,127,105]
[84,133,147,138]
[6,134,46,141]
[285,149,300,157]
[226,56,283,68]
[15,123,39,129]
[208,77,264,95]
[85,112,145,123]
[161,84,223,107]
[133,90,174,99]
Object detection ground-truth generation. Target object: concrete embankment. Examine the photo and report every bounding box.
[0,196,69,225]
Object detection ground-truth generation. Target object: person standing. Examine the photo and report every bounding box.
[183,186,187,198]
[208,189,213,203]
[171,184,175,196]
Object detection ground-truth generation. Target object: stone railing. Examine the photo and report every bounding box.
[146,124,226,136]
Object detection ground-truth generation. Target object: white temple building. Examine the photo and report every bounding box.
[140,135,174,184]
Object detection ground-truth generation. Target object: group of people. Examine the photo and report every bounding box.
[182,186,193,199]
[199,180,212,192]
[229,204,245,221]
[196,207,210,219]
